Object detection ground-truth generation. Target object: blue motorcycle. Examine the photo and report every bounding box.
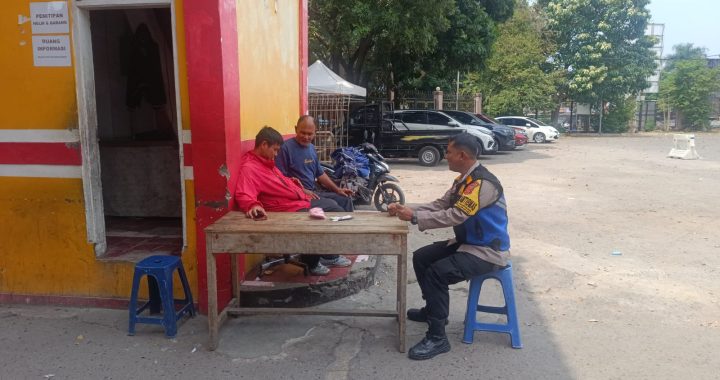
[322,143,405,211]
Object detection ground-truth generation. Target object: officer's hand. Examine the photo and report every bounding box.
[387,202,400,216]
[395,205,414,221]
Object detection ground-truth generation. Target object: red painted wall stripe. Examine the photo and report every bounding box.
[183,0,243,314]
[0,142,81,165]
[220,0,244,301]
[0,292,198,311]
[183,143,193,166]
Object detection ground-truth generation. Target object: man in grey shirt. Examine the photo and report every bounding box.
[388,133,511,360]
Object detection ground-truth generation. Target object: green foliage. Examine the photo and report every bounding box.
[602,97,636,133]
[309,0,514,95]
[658,45,720,131]
[662,43,706,72]
[644,114,656,131]
[462,0,561,115]
[544,0,657,105]
[309,0,453,86]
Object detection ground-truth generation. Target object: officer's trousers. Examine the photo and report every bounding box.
[413,241,498,320]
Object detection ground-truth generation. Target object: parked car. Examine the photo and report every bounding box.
[474,112,527,147]
[512,128,528,147]
[495,116,560,143]
[442,110,516,151]
[392,110,497,155]
[345,103,464,166]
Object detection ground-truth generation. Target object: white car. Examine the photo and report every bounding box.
[394,110,497,154]
[495,116,560,143]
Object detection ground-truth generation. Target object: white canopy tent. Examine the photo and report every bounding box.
[306,60,366,161]
[308,60,366,97]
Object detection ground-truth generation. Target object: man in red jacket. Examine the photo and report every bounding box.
[234,126,344,275]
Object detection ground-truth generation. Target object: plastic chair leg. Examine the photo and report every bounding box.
[177,264,196,317]
[158,274,177,338]
[500,271,522,349]
[462,277,484,344]
[128,270,142,336]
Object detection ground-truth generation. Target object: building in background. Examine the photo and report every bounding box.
[635,23,665,131]
[0,0,309,313]
[644,23,665,94]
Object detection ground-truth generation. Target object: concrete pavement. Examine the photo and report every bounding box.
[1,226,542,380]
[3,134,720,379]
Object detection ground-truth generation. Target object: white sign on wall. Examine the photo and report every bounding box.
[32,35,71,67]
[30,1,69,34]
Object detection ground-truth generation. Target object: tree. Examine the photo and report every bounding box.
[544,0,657,131]
[662,43,706,72]
[462,0,561,116]
[658,44,720,131]
[404,0,515,91]
[309,0,514,96]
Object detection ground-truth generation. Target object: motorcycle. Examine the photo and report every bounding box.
[322,143,406,211]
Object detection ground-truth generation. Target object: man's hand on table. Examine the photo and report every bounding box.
[246,205,267,220]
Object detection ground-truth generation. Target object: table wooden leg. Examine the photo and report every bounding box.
[397,239,408,353]
[207,240,219,351]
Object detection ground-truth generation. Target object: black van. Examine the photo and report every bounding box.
[343,104,473,166]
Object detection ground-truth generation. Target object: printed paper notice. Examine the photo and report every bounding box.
[30,1,69,34]
[32,35,71,67]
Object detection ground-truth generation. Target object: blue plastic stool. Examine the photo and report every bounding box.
[462,262,522,348]
[128,255,195,338]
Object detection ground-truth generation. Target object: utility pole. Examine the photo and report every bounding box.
[598,99,603,134]
[455,71,460,110]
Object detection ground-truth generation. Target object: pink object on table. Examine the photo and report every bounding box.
[308,207,326,219]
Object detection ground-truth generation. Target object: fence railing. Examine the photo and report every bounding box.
[369,92,476,112]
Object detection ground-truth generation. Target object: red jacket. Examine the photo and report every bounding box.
[234,150,311,212]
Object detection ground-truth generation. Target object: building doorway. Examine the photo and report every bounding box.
[72,1,186,259]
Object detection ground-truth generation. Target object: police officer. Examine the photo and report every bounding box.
[388,133,511,360]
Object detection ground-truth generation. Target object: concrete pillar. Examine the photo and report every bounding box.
[433,87,443,110]
[474,93,483,114]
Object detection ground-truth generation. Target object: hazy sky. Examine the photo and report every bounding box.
[647,0,720,57]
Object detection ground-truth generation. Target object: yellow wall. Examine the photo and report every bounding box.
[0,1,77,130]
[0,178,198,298]
[236,0,301,269]
[0,0,197,300]
[237,0,300,140]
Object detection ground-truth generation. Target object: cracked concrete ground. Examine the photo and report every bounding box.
[2,133,719,379]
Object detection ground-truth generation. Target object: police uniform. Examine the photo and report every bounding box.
[412,161,510,322]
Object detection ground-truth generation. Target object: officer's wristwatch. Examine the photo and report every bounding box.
[411,213,418,225]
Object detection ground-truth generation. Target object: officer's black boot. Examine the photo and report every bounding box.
[408,317,451,360]
[407,308,448,325]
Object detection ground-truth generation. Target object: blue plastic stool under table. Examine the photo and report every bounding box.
[462,261,522,348]
[128,255,195,338]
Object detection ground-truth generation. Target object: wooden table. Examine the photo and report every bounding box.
[204,211,409,352]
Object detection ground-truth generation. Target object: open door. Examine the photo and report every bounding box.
[72,0,186,259]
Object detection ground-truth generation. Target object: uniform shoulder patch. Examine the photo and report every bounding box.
[463,181,479,195]
[455,179,482,215]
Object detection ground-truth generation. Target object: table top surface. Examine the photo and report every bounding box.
[205,211,409,235]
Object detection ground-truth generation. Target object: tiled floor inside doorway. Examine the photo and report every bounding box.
[103,216,183,262]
